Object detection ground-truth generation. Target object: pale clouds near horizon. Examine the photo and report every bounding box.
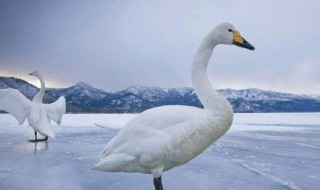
[0,0,319,94]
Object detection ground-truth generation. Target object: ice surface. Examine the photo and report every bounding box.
[0,113,319,190]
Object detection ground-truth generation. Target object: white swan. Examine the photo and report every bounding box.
[0,71,66,142]
[92,23,255,189]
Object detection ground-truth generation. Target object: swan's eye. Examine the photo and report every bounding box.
[228,29,232,32]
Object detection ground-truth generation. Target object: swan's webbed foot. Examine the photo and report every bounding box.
[28,139,36,142]
[28,137,48,142]
[28,132,48,142]
[28,139,44,142]
[153,176,163,190]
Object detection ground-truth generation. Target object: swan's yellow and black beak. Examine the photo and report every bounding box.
[232,32,255,50]
[28,73,33,76]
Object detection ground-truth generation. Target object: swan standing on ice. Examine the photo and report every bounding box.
[0,71,66,142]
[93,23,255,189]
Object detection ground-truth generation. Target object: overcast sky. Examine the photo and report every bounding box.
[0,0,319,94]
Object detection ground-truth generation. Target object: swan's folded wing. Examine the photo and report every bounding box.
[44,96,66,125]
[0,89,31,125]
[101,105,206,159]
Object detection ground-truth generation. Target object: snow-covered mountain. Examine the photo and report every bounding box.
[219,88,320,112]
[47,82,113,109]
[0,77,40,100]
[109,85,199,110]
[1,77,319,113]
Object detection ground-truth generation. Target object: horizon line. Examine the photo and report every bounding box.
[0,75,319,96]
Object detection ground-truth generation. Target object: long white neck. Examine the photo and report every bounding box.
[32,74,45,103]
[192,29,233,115]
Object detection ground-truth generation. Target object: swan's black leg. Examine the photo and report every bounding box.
[153,176,163,190]
[28,132,38,142]
[44,136,48,141]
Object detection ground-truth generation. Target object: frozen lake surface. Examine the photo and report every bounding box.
[0,113,319,190]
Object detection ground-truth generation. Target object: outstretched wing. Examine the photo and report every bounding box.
[44,96,66,125]
[0,89,31,125]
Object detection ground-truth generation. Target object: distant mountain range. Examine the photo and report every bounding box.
[1,76,319,113]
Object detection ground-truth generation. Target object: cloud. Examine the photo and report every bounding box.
[213,58,320,94]
[272,58,320,94]
[0,0,319,94]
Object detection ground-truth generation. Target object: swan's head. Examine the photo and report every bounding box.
[29,71,41,77]
[214,22,255,50]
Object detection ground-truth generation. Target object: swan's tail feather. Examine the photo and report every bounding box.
[35,109,55,138]
[99,138,116,159]
[37,126,55,138]
[92,153,135,172]
[99,143,112,159]
[46,130,55,138]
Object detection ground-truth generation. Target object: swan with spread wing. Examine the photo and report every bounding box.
[0,71,66,142]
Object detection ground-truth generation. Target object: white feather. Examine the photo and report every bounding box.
[28,104,55,138]
[94,105,233,173]
[44,96,66,125]
[0,71,66,139]
[92,23,254,180]
[0,89,31,125]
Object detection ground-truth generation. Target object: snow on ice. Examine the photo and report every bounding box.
[0,113,319,190]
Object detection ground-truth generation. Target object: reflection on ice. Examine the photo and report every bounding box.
[14,140,48,154]
[33,141,48,154]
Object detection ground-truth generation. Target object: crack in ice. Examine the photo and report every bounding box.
[216,152,302,190]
